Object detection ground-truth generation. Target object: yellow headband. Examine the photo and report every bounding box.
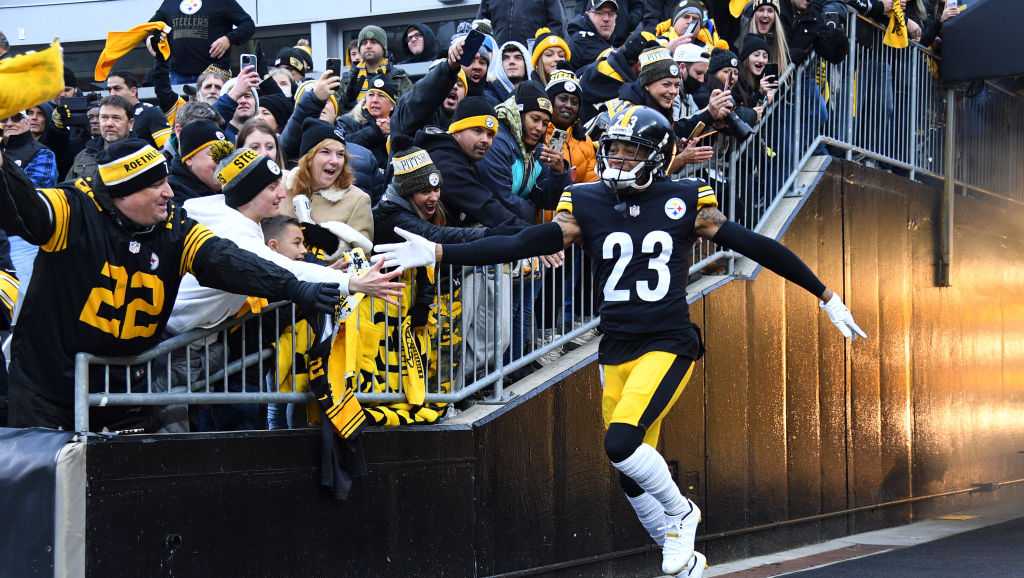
[98,146,165,186]
[447,114,499,135]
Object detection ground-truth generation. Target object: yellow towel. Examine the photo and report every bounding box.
[0,40,64,120]
[95,22,171,82]
[883,3,909,49]
[730,0,751,18]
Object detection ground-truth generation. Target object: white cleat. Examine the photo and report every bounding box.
[661,499,701,575]
[675,551,707,578]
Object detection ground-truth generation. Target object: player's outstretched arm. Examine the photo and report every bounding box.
[694,205,867,340]
[375,213,581,269]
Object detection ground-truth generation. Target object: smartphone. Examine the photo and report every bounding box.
[325,58,341,77]
[240,53,257,71]
[548,128,567,153]
[687,121,706,141]
[944,0,958,9]
[460,29,486,67]
[685,20,699,37]
[763,63,779,81]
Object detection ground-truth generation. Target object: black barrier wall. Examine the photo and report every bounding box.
[83,161,1024,577]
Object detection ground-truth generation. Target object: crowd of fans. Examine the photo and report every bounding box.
[0,0,959,433]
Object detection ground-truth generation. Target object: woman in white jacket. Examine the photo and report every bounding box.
[280,118,374,263]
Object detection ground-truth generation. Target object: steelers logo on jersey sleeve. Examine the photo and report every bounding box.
[664,197,687,220]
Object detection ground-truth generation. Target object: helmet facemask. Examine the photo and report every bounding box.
[597,138,662,192]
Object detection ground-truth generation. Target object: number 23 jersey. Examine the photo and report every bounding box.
[556,178,718,362]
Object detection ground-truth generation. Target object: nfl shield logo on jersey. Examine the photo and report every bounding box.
[664,198,686,220]
[129,240,141,254]
[629,205,640,217]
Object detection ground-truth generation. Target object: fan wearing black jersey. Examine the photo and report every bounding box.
[375,105,865,577]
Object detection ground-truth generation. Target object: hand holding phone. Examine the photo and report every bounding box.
[460,29,486,67]
[763,63,779,81]
[240,53,257,71]
[326,58,341,77]
[548,128,567,153]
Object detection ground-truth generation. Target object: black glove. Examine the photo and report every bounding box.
[286,279,341,314]
[51,103,71,130]
[300,223,341,257]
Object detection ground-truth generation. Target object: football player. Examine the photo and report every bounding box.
[375,105,866,577]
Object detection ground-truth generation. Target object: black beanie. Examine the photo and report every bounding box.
[707,49,740,76]
[739,34,771,63]
[299,118,345,159]
[259,95,293,132]
[63,66,77,89]
[96,139,169,198]
[638,44,680,87]
[391,136,443,197]
[365,75,399,105]
[274,46,312,76]
[257,75,285,98]
[514,81,553,117]
[214,148,284,208]
[179,120,229,162]
[448,96,499,134]
[545,64,581,100]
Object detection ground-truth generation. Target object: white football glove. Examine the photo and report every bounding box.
[292,194,313,224]
[372,227,437,270]
[820,293,868,340]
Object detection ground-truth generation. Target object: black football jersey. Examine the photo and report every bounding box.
[556,178,718,359]
[9,179,215,407]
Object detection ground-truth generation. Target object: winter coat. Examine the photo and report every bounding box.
[477,0,566,46]
[475,98,570,224]
[150,0,255,76]
[282,167,375,257]
[372,188,491,247]
[415,128,530,228]
[573,0,642,45]
[567,14,615,70]
[485,41,533,105]
[391,59,462,139]
[168,157,215,203]
[340,59,413,113]
[339,107,388,169]
[578,47,638,122]
[65,136,104,182]
[396,24,440,64]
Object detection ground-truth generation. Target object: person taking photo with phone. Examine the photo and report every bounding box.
[733,35,778,123]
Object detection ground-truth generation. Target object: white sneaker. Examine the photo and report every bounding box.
[675,552,706,578]
[535,345,565,366]
[661,499,701,575]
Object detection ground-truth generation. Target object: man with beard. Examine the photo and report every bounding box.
[485,41,532,104]
[451,25,496,97]
[415,97,528,228]
[673,43,711,124]
[568,0,619,70]
[392,36,470,138]
[341,25,413,110]
[66,96,134,181]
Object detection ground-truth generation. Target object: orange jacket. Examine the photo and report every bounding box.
[546,123,597,185]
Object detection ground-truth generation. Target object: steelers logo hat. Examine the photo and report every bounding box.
[448,96,499,135]
[214,147,284,209]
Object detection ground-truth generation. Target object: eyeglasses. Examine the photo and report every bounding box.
[407,31,424,41]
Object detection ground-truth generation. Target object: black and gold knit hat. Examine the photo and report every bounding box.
[638,44,680,86]
[179,120,230,162]
[545,64,581,100]
[391,136,442,198]
[213,147,284,208]
[448,96,499,135]
[96,138,169,198]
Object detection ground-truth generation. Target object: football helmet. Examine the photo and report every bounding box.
[596,105,675,191]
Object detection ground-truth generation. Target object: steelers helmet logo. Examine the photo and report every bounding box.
[730,58,738,67]
[664,197,687,220]
[215,131,225,140]
[373,78,385,88]
[485,116,496,129]
[670,64,679,76]
[179,0,202,15]
[267,159,282,175]
[149,253,160,271]
[565,81,577,92]
[428,172,441,187]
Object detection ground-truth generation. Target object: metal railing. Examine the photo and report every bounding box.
[72,11,1024,433]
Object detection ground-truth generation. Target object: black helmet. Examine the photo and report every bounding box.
[596,105,675,191]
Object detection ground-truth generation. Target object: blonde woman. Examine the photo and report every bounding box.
[736,0,791,72]
[281,118,374,261]
[529,27,572,86]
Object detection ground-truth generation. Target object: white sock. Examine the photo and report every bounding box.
[611,443,687,517]
[626,492,666,545]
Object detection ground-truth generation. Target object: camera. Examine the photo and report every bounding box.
[56,92,100,130]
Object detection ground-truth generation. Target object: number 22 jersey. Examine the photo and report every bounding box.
[556,178,718,364]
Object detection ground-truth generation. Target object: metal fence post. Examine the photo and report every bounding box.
[939,88,956,287]
[909,49,920,180]
[490,265,505,402]
[74,353,90,434]
[845,12,858,158]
